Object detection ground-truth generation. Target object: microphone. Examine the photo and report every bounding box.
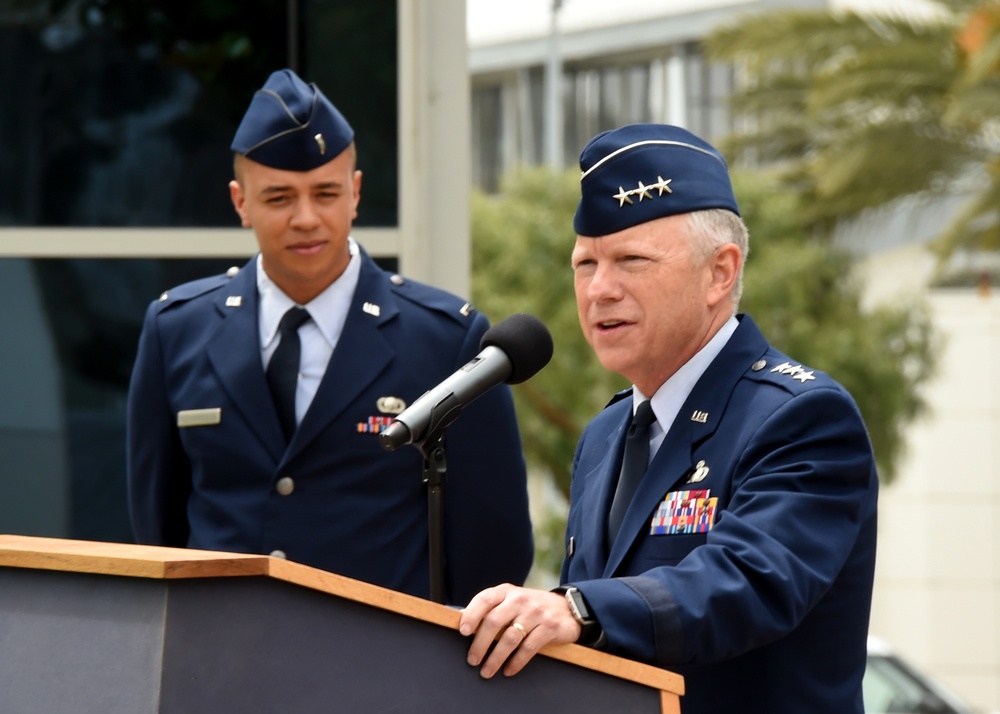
[379,313,553,451]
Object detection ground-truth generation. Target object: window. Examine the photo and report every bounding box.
[0,0,398,540]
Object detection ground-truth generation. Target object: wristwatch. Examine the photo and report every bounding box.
[555,586,604,647]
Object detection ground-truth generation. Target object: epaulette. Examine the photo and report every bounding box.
[154,266,241,312]
[604,387,634,409]
[747,355,832,394]
[386,272,477,325]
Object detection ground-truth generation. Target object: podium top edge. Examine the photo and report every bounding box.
[0,534,270,579]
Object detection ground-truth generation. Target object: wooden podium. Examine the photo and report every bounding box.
[0,535,683,713]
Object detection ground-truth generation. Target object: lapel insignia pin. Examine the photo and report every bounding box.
[691,410,709,423]
[362,302,381,317]
[459,302,473,317]
[687,460,710,483]
[225,296,242,307]
[376,396,406,414]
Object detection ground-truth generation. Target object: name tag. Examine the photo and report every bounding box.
[177,408,222,428]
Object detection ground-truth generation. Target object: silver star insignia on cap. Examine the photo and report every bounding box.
[652,175,672,195]
[613,186,634,206]
[612,176,674,207]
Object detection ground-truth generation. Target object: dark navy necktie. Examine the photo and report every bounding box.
[607,400,656,544]
[267,307,311,441]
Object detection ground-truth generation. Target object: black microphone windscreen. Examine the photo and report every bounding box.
[480,313,553,384]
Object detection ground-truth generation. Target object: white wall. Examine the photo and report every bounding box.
[867,281,1000,711]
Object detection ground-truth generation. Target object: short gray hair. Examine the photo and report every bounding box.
[685,209,750,310]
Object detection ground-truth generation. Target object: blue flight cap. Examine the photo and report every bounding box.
[573,124,740,237]
[231,69,354,171]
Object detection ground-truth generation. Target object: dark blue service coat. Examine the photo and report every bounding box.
[127,250,533,606]
[563,315,878,714]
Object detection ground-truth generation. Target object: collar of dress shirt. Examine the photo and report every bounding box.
[634,315,740,440]
[257,237,362,351]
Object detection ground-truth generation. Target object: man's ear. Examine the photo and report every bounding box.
[706,243,742,308]
[229,180,251,228]
[351,170,363,221]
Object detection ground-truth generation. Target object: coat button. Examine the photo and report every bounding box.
[269,549,287,559]
[276,477,295,496]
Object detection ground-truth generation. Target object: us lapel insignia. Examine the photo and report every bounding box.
[362,302,381,317]
[225,296,242,307]
[691,410,709,423]
[376,396,406,414]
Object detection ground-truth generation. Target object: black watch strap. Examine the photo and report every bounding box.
[552,586,604,647]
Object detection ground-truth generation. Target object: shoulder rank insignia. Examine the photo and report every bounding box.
[770,362,816,383]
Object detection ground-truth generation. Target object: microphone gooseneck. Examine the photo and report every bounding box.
[378,313,553,451]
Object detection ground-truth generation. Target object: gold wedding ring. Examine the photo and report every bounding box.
[511,622,526,636]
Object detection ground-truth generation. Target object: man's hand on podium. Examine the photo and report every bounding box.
[459,584,582,678]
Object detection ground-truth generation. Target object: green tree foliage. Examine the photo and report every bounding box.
[471,167,938,490]
[703,0,1000,260]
